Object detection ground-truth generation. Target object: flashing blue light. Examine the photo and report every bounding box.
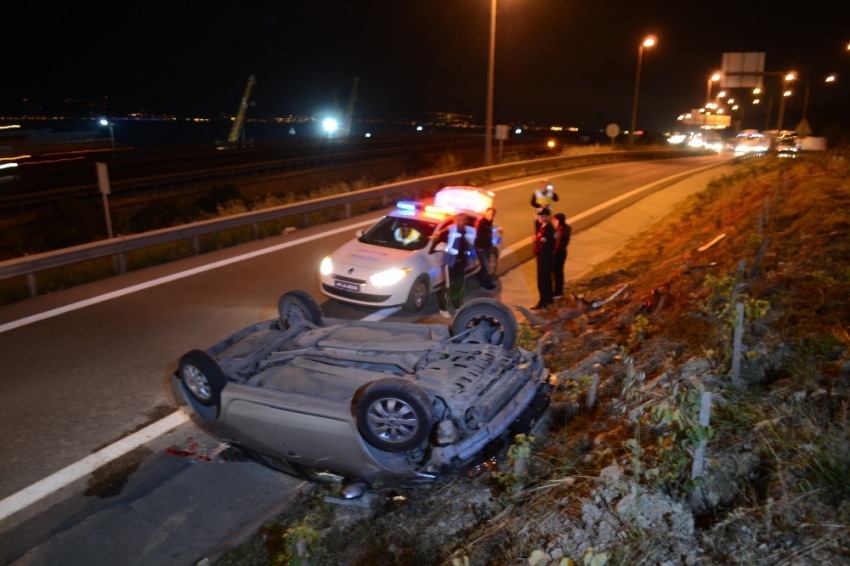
[396,201,421,211]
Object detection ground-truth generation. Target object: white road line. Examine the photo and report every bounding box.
[0,218,378,335]
[0,411,188,522]
[360,307,401,321]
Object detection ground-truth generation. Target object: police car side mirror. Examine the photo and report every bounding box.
[434,242,447,253]
[355,229,364,238]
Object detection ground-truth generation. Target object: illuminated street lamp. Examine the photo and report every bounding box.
[484,0,497,165]
[99,118,115,158]
[322,118,339,135]
[629,35,656,147]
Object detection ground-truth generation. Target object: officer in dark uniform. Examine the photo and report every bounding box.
[474,207,497,291]
[532,207,556,310]
[553,212,571,299]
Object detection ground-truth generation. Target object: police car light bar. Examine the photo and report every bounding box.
[396,201,423,211]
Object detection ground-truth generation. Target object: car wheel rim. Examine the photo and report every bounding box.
[183,365,212,400]
[413,283,427,309]
[366,397,419,443]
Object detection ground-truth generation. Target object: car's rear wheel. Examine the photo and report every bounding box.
[178,350,227,407]
[278,290,323,329]
[452,298,518,349]
[357,378,434,452]
[402,275,429,312]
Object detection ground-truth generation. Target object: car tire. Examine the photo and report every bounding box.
[452,298,518,349]
[402,275,429,313]
[178,349,227,407]
[356,378,434,452]
[278,290,323,329]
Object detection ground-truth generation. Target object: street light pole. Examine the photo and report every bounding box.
[100,118,115,158]
[629,36,655,147]
[706,73,721,106]
[484,0,497,165]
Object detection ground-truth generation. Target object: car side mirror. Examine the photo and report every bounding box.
[355,229,364,238]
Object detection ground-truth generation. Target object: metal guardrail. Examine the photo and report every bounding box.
[0,149,709,293]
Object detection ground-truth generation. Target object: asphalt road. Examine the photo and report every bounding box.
[0,154,722,564]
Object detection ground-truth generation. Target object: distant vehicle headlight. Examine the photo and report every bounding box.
[320,257,333,276]
[735,145,749,153]
[370,268,409,287]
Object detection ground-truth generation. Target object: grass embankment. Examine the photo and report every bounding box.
[216,154,850,566]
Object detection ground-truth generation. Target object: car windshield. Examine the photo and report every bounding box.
[359,216,439,251]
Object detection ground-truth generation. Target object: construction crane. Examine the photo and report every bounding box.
[227,74,256,144]
[342,78,360,136]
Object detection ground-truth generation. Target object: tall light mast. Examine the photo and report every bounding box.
[342,78,360,137]
[227,75,256,144]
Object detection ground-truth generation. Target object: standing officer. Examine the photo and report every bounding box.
[474,207,497,291]
[532,207,556,310]
[552,213,572,299]
[438,214,476,318]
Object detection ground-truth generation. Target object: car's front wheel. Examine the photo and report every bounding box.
[356,378,434,452]
[402,275,429,312]
[178,350,227,407]
[278,290,323,329]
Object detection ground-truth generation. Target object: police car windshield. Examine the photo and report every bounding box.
[359,217,438,251]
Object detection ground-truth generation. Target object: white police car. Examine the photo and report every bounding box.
[319,187,502,312]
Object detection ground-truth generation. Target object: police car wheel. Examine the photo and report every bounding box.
[403,275,429,313]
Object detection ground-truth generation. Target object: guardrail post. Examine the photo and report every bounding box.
[118,253,127,274]
[345,203,351,219]
[21,253,38,297]
[253,223,260,240]
[192,236,200,256]
[381,194,388,207]
[303,212,310,228]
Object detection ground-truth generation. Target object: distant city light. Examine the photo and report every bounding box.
[753,87,762,94]
[784,90,792,97]
[568,127,578,132]
[416,125,423,131]
[550,126,563,131]
[0,125,21,130]
[515,128,521,134]
[0,163,18,170]
[732,105,739,110]
[0,154,29,162]
[365,133,371,137]
[547,140,556,148]
[322,118,338,133]
[99,118,109,126]
[753,99,760,104]
[825,75,836,82]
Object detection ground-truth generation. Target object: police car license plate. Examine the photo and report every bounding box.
[335,281,360,292]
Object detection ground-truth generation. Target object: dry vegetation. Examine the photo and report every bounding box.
[219,154,849,565]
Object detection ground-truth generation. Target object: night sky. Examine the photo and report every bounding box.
[4,1,849,131]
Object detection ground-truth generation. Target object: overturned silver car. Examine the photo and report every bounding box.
[171,290,553,485]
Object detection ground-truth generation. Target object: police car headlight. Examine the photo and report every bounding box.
[320,257,333,276]
[370,268,409,287]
